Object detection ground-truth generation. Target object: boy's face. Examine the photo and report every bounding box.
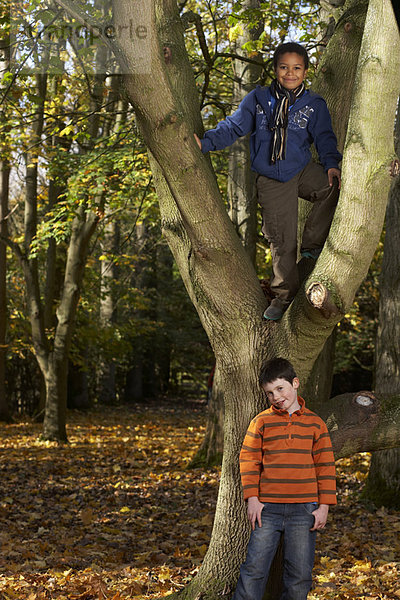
[262,377,300,413]
[275,52,308,90]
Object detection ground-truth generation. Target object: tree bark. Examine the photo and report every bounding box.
[363,99,400,509]
[320,390,400,457]
[97,218,119,404]
[312,0,369,154]
[0,35,10,421]
[191,362,224,467]
[299,0,368,407]
[42,209,99,440]
[154,241,173,395]
[0,159,10,421]
[227,0,263,264]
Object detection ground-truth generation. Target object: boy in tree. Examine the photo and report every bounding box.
[195,42,341,320]
[233,357,336,599]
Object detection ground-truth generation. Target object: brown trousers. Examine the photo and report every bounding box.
[256,160,339,303]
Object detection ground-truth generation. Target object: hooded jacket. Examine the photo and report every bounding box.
[201,85,342,183]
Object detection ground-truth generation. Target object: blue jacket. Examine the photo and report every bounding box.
[201,86,342,183]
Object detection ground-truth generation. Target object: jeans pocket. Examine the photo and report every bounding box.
[302,502,318,515]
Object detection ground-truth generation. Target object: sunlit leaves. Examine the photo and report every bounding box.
[0,407,399,599]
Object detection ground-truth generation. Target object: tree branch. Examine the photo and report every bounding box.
[318,391,400,458]
[51,0,129,72]
[215,51,267,68]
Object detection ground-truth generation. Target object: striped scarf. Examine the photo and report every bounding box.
[270,79,305,163]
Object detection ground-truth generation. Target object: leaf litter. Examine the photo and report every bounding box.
[0,402,398,599]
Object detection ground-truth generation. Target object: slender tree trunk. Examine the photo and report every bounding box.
[37,40,108,438]
[97,78,126,404]
[97,218,119,404]
[124,221,149,401]
[154,240,173,394]
[227,0,263,263]
[363,99,400,509]
[42,209,99,440]
[0,156,10,421]
[22,69,51,415]
[0,34,10,420]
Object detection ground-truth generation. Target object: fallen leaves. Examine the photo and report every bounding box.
[0,403,398,599]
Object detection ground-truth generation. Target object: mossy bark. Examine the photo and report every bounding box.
[299,0,368,407]
[363,102,400,509]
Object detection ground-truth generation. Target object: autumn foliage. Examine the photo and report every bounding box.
[0,403,399,599]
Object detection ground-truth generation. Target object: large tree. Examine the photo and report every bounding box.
[54,0,400,596]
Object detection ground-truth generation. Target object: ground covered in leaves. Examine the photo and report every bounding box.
[0,402,399,600]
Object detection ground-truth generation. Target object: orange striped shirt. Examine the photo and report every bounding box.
[240,397,336,504]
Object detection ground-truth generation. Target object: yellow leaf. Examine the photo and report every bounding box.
[228,23,243,42]
[80,507,94,525]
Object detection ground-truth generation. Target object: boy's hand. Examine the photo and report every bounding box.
[310,503,329,531]
[194,133,202,150]
[328,168,341,189]
[247,496,264,530]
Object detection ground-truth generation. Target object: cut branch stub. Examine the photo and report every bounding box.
[354,391,376,407]
[352,390,378,422]
[306,281,340,318]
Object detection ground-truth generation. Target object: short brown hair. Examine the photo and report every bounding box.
[259,357,297,386]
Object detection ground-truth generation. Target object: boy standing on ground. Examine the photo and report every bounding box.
[233,357,336,600]
[195,42,342,321]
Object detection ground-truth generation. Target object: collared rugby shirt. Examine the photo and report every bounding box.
[240,397,336,504]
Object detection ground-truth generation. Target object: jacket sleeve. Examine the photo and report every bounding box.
[308,97,342,171]
[201,89,256,153]
[313,420,337,505]
[239,416,263,500]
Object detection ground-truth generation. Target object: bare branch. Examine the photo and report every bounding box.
[51,0,129,71]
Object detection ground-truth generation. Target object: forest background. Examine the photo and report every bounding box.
[0,0,400,599]
[0,0,385,426]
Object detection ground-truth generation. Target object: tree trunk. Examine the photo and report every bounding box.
[0,158,10,421]
[320,390,400,457]
[97,217,119,404]
[0,33,10,420]
[227,0,263,264]
[0,150,10,422]
[299,0,368,407]
[154,240,173,394]
[312,0,369,154]
[124,221,151,401]
[42,357,69,441]
[42,209,99,440]
[363,100,400,509]
[191,362,224,467]
[97,76,127,404]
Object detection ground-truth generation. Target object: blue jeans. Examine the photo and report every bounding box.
[233,503,317,600]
